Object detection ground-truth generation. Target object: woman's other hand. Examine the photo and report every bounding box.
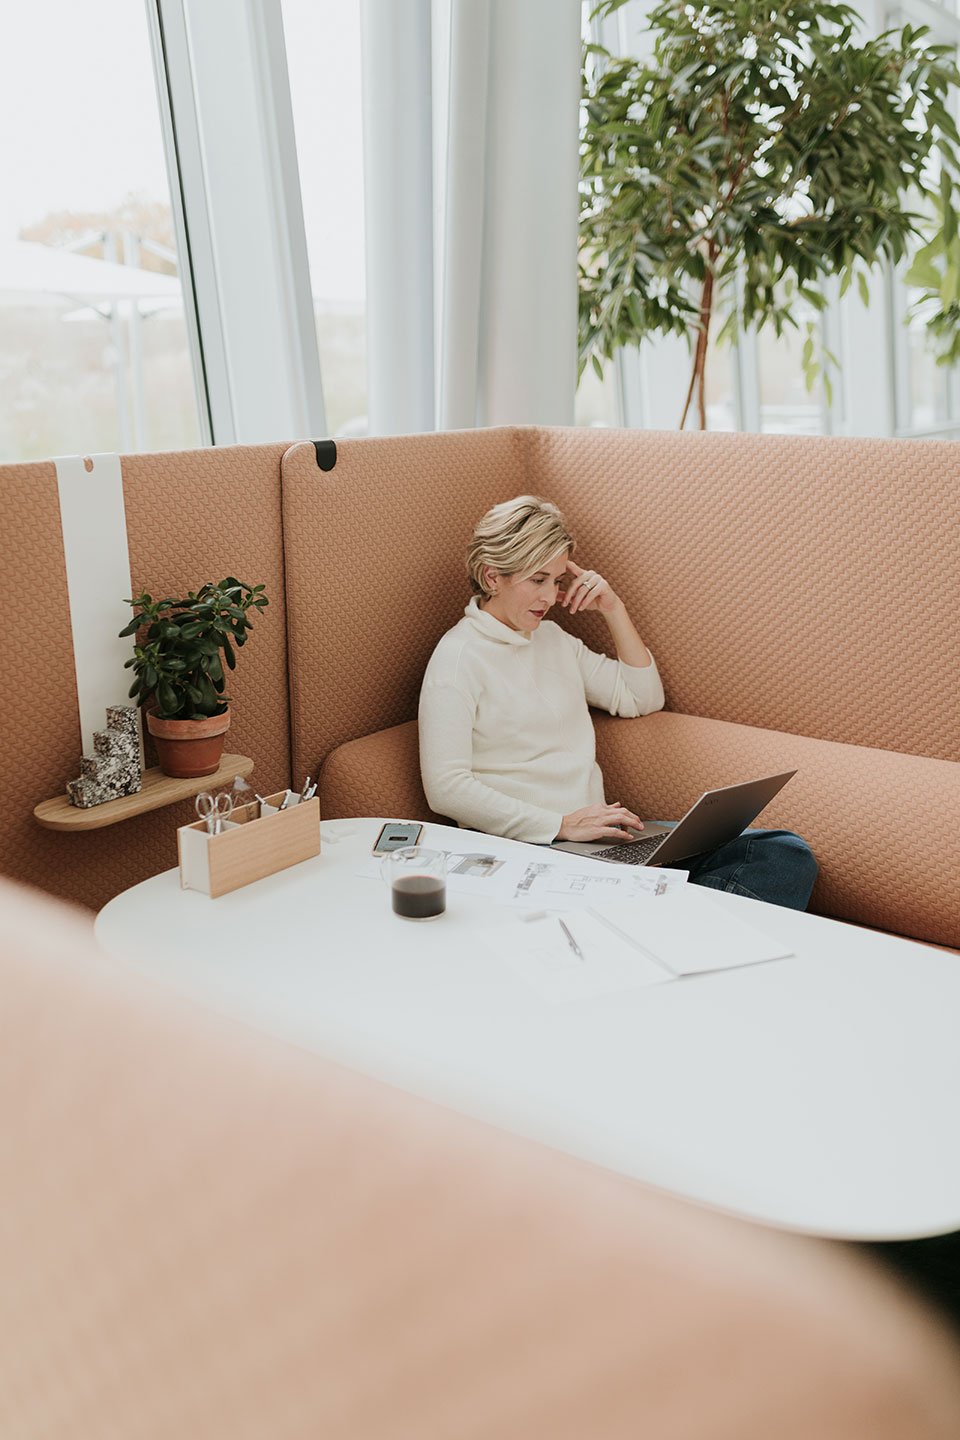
[561,559,620,616]
[556,802,644,843]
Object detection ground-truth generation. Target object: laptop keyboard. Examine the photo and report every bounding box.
[593,834,666,865]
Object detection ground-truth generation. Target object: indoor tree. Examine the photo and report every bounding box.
[579,1,960,428]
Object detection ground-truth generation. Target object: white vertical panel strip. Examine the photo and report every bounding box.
[478,0,581,426]
[437,0,490,430]
[361,0,435,434]
[54,455,140,758]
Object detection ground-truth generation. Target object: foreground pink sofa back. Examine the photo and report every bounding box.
[4,874,960,1438]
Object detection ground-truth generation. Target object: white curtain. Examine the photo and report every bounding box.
[361,0,581,434]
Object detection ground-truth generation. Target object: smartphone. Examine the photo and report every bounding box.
[372,821,424,855]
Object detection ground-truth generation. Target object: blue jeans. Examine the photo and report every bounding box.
[659,826,818,911]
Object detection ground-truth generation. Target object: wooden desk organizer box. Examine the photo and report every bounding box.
[178,792,320,898]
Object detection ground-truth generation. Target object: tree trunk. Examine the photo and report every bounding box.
[679,265,716,431]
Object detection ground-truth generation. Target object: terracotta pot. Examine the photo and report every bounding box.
[146,710,231,779]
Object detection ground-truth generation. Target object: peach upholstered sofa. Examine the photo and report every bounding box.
[4,872,960,1438]
[3,425,958,946]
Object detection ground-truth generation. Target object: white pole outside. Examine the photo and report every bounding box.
[104,231,132,452]
[123,230,147,451]
[477,0,581,427]
[361,0,435,435]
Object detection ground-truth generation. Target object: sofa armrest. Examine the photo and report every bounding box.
[319,719,450,825]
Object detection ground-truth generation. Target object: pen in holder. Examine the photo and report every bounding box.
[178,788,320,898]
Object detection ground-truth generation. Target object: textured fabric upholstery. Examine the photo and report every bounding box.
[4,446,292,911]
[281,430,529,786]
[3,874,960,1439]
[530,426,960,760]
[594,710,960,947]
[320,720,447,824]
[284,425,960,773]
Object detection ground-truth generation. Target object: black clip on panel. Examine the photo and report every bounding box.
[313,440,338,472]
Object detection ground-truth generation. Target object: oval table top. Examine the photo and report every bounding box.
[96,817,960,1241]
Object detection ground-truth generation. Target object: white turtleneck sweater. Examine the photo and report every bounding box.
[419,596,665,844]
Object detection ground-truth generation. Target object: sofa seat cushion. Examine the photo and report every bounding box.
[594,711,960,950]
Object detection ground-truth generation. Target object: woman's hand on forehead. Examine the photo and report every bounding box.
[561,558,618,615]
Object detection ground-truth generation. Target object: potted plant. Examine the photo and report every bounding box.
[120,577,269,779]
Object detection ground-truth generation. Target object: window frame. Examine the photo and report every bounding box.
[147,0,327,445]
[887,0,960,438]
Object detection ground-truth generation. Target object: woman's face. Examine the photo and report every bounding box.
[482,550,569,632]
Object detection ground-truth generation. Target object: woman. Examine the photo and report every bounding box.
[419,495,817,909]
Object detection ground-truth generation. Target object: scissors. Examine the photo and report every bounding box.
[195,789,233,835]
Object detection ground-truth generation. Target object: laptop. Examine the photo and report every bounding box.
[551,771,797,868]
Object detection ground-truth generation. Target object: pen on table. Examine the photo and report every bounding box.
[558,918,585,962]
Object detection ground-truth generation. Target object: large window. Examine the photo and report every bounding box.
[0,0,203,463]
[281,0,368,437]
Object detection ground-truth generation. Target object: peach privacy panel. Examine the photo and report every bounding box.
[1,445,291,912]
[280,429,529,783]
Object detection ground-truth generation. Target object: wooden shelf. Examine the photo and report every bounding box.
[34,755,255,832]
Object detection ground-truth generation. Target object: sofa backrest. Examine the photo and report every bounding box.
[5,873,960,1439]
[532,426,958,759]
[284,426,959,790]
[281,429,530,785]
[2,445,291,910]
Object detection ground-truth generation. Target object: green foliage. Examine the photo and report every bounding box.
[120,578,269,721]
[580,0,960,426]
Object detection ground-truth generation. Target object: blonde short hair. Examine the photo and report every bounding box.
[466,495,575,597]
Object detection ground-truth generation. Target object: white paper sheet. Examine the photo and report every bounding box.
[533,865,688,906]
[354,851,688,907]
[592,887,794,976]
[354,850,525,895]
[509,910,672,1003]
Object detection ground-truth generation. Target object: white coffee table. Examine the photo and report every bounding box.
[95,817,960,1241]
